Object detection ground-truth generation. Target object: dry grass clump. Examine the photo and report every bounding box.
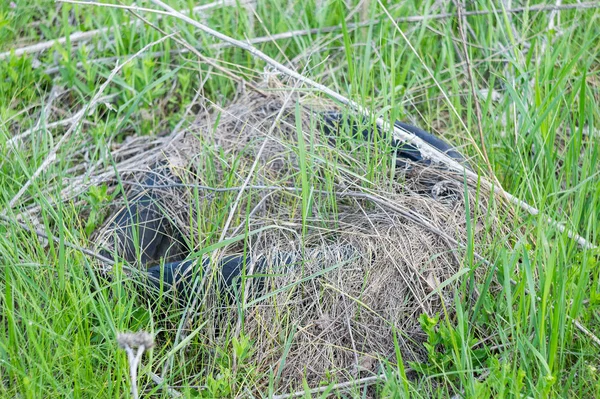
[93,79,509,393]
[233,209,467,388]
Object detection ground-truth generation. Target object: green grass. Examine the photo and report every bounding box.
[1,0,600,397]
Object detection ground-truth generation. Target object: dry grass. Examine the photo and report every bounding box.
[90,78,509,393]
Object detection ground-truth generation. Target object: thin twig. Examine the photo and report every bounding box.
[147,371,183,398]
[395,1,600,21]
[42,23,344,75]
[377,0,483,164]
[229,80,307,352]
[0,26,120,60]
[570,317,600,348]
[507,273,600,349]
[109,179,480,259]
[164,76,302,382]
[271,373,387,399]
[61,1,173,15]
[220,84,301,241]
[37,17,527,76]
[125,5,265,94]
[160,136,272,383]
[229,190,276,237]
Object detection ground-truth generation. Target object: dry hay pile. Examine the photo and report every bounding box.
[93,80,508,392]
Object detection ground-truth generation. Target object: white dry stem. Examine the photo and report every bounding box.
[125,346,144,399]
[571,318,600,348]
[148,0,596,249]
[271,373,388,399]
[228,80,305,343]
[454,0,493,175]
[548,0,562,32]
[117,331,155,399]
[147,371,182,398]
[163,78,304,382]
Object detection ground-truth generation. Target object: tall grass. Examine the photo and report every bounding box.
[1,0,599,397]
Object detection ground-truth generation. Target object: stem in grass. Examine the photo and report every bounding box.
[117,332,154,399]
[271,373,389,399]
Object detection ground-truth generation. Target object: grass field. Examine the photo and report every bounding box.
[1,0,600,397]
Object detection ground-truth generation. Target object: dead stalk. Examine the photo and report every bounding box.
[271,373,388,399]
[117,331,155,399]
